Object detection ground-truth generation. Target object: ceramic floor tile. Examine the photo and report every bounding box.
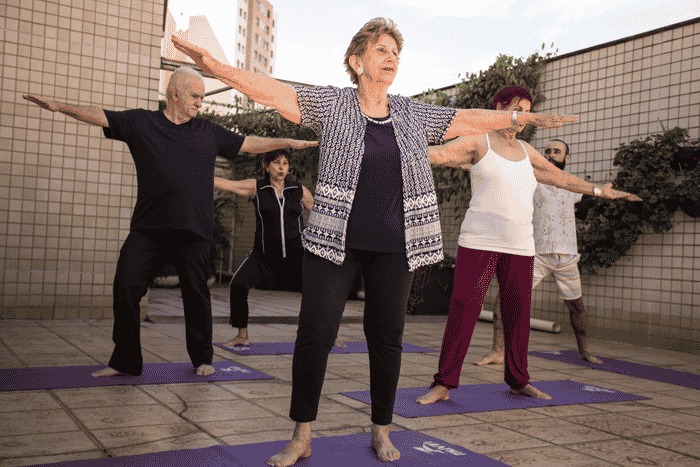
[495,417,618,445]
[491,445,618,467]
[90,422,201,449]
[108,432,219,457]
[422,423,551,454]
[392,413,480,431]
[640,431,700,458]
[0,431,97,459]
[568,438,700,466]
[622,408,700,430]
[217,380,291,399]
[565,412,681,437]
[72,404,184,430]
[54,385,157,409]
[0,391,63,412]
[198,416,294,438]
[0,409,79,437]
[179,399,277,423]
[0,451,106,467]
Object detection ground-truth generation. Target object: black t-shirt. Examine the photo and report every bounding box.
[103,109,245,241]
[345,118,405,252]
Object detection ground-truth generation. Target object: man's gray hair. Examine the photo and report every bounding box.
[166,67,204,100]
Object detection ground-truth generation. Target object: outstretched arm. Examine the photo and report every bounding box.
[444,109,577,140]
[240,136,318,155]
[526,143,642,201]
[428,136,479,170]
[23,95,108,127]
[172,36,301,124]
[301,185,314,212]
[214,177,257,197]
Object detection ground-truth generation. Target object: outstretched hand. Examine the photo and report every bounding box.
[23,94,59,112]
[601,183,642,201]
[171,35,217,75]
[289,140,319,150]
[525,113,578,129]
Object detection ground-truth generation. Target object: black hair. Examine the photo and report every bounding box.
[262,149,292,181]
[551,138,570,155]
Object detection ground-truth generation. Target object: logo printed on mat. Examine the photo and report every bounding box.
[413,441,467,456]
[582,385,616,393]
[544,351,562,355]
[227,346,250,352]
[220,366,251,373]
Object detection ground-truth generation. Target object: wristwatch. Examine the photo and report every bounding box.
[511,110,519,130]
[592,185,602,196]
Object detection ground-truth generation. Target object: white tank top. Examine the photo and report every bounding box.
[458,133,537,256]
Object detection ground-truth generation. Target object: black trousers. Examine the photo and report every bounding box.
[110,230,213,375]
[229,248,303,328]
[290,249,414,425]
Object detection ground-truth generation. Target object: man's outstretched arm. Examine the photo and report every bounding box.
[23,95,109,127]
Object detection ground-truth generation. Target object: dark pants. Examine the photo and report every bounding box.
[433,247,534,389]
[290,249,414,425]
[110,230,213,375]
[229,249,303,328]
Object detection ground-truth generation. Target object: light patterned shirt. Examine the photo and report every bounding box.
[532,183,583,255]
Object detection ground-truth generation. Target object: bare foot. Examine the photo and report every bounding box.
[223,336,250,347]
[267,422,312,467]
[196,364,215,376]
[416,385,449,404]
[580,353,603,364]
[475,349,504,366]
[510,384,552,400]
[333,338,346,348]
[371,424,400,462]
[223,328,250,347]
[91,367,126,377]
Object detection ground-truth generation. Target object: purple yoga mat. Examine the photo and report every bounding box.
[0,361,273,392]
[33,430,505,466]
[530,349,700,390]
[216,341,437,355]
[342,379,648,418]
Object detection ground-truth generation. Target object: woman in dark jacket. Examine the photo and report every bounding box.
[215,149,312,347]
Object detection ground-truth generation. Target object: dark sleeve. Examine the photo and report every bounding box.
[213,123,246,161]
[102,109,140,142]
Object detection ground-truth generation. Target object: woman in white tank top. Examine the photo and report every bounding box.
[417,86,640,405]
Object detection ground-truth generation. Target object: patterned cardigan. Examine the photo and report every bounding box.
[294,85,456,271]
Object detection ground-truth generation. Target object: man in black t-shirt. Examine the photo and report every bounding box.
[23,67,317,377]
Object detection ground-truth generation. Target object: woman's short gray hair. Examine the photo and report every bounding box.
[166,67,204,100]
[344,18,404,85]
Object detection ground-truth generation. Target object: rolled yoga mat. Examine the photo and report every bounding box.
[341,379,648,418]
[215,341,437,355]
[530,349,700,390]
[32,430,506,466]
[0,361,273,392]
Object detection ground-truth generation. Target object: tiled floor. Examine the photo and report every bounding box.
[1,285,699,466]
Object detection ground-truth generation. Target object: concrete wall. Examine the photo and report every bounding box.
[0,0,165,319]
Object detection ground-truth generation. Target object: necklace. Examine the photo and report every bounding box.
[361,112,392,125]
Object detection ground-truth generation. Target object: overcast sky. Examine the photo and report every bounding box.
[167,0,700,95]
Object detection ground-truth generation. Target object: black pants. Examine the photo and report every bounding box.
[110,230,213,375]
[229,249,303,328]
[290,249,414,425]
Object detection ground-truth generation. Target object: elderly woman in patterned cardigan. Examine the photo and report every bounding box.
[173,18,575,467]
